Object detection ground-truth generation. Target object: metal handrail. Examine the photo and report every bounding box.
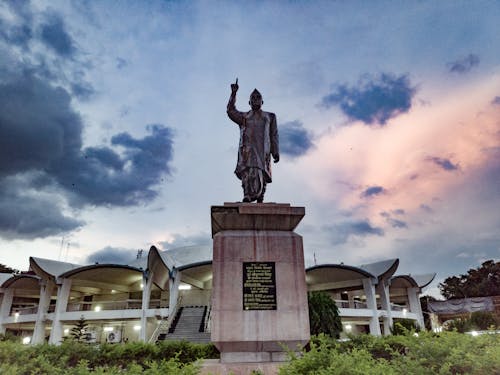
[203,305,212,333]
[148,295,183,343]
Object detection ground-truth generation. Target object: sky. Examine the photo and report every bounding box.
[0,0,499,298]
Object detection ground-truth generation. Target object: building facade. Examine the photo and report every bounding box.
[0,245,434,344]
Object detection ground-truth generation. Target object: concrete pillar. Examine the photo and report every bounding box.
[168,270,181,313]
[363,278,381,336]
[407,287,424,328]
[140,271,153,342]
[49,278,72,345]
[378,280,393,335]
[347,292,355,308]
[32,281,54,344]
[0,289,14,334]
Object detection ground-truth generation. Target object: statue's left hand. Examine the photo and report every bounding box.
[273,154,280,163]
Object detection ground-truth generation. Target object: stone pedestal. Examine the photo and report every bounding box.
[211,203,310,363]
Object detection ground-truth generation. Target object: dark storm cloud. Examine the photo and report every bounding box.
[86,246,138,264]
[321,73,416,125]
[428,156,459,171]
[392,209,405,215]
[361,186,384,198]
[71,81,95,100]
[40,12,76,57]
[327,219,384,245]
[492,96,500,106]
[279,121,314,157]
[0,176,83,240]
[0,69,175,238]
[447,54,480,74]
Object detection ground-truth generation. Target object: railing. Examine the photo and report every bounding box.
[66,299,160,312]
[334,300,368,309]
[390,303,407,311]
[11,306,38,316]
[203,305,212,333]
[148,295,183,343]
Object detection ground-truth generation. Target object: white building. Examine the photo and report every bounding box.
[0,245,434,344]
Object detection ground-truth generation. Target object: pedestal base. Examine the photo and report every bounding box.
[210,203,310,363]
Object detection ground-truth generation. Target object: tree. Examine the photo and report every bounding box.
[308,291,343,338]
[0,263,18,273]
[69,316,89,342]
[439,260,500,299]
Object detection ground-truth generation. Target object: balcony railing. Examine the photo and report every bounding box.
[11,306,38,316]
[65,299,167,312]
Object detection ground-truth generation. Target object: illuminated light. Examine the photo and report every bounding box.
[133,325,141,331]
[140,283,144,289]
[104,327,114,332]
[345,324,352,331]
[111,290,116,294]
[14,312,20,318]
[413,332,419,337]
[94,306,101,312]
[178,284,191,290]
[64,329,69,334]
[22,336,31,345]
[470,331,479,337]
[402,308,407,316]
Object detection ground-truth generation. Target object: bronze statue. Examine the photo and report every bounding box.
[227,79,280,203]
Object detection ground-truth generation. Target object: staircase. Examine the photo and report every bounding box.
[162,306,211,343]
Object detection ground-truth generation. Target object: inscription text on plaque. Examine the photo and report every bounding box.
[243,262,277,310]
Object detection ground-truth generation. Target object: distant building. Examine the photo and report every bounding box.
[0,245,434,344]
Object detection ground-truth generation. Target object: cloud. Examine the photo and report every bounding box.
[160,232,211,249]
[279,121,314,157]
[0,1,33,47]
[420,204,433,213]
[427,156,459,171]
[40,12,76,57]
[361,186,385,198]
[387,218,408,229]
[0,64,175,238]
[85,246,138,264]
[326,219,384,245]
[492,96,500,106]
[447,54,480,74]
[321,73,416,125]
[392,209,405,215]
[116,57,128,70]
[0,177,83,240]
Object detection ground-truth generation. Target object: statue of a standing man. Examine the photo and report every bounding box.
[227,79,280,203]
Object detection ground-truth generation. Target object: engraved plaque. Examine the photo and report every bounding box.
[243,262,277,310]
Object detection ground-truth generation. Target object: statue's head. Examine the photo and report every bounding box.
[249,89,263,110]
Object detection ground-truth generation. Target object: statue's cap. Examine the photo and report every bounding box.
[250,88,262,97]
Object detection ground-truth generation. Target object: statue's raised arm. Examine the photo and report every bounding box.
[226,80,280,203]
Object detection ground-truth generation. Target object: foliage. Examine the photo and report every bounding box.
[69,316,90,342]
[0,263,17,273]
[445,311,498,333]
[439,260,500,299]
[390,319,420,335]
[308,291,343,338]
[0,340,216,373]
[280,331,500,375]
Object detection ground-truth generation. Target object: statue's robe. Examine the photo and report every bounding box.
[227,100,279,183]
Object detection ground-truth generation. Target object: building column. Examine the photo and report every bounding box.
[363,278,381,336]
[168,269,181,313]
[140,271,153,342]
[49,278,72,345]
[32,281,54,344]
[378,280,393,335]
[0,289,14,335]
[407,287,424,328]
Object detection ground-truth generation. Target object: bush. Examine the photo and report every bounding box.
[308,291,343,338]
[390,319,420,335]
[445,311,498,333]
[280,331,500,374]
